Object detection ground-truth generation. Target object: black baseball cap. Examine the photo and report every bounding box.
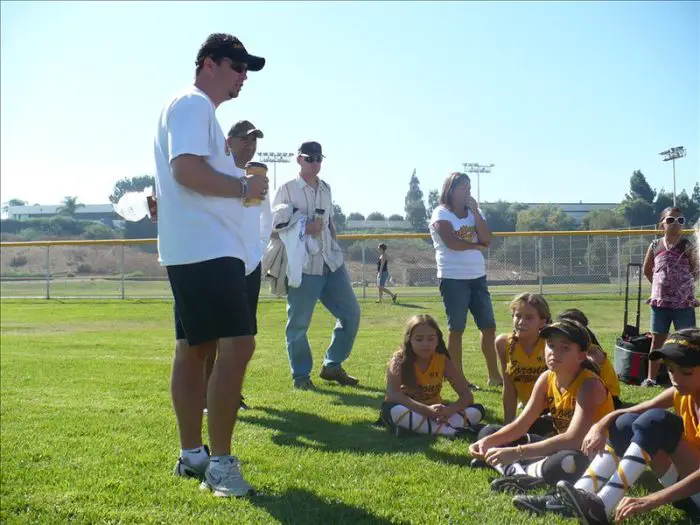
[649,329,700,367]
[228,120,264,139]
[540,320,590,352]
[298,141,325,158]
[196,33,265,72]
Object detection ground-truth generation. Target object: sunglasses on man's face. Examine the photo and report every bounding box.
[302,155,323,163]
[664,216,686,225]
[225,59,248,74]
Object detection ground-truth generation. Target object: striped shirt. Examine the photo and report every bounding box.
[272,176,344,276]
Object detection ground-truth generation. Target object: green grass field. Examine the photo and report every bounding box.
[0,297,693,524]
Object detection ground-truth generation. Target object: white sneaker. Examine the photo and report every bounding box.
[173,444,209,480]
[200,456,254,497]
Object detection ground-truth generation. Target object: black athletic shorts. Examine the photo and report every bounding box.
[166,257,261,346]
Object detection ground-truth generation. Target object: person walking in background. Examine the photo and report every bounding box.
[641,207,698,387]
[430,172,503,388]
[271,141,361,390]
[155,32,267,498]
[376,243,397,303]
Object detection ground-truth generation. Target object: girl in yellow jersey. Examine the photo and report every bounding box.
[380,314,485,437]
[556,328,700,524]
[469,319,614,494]
[495,293,551,428]
[557,308,623,409]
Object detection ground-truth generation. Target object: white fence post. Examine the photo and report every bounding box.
[120,243,125,300]
[537,236,543,295]
[361,239,366,299]
[45,245,50,300]
[617,236,622,294]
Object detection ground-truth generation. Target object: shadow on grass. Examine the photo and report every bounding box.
[251,487,404,525]
[389,302,428,310]
[311,385,384,410]
[241,406,472,466]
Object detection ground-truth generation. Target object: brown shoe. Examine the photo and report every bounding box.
[319,366,359,386]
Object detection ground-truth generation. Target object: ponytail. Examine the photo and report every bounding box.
[581,356,601,376]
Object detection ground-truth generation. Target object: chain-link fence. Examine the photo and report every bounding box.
[1,230,695,300]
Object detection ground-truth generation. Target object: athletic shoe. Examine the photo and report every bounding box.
[512,492,572,517]
[491,474,547,494]
[469,458,489,469]
[173,444,210,480]
[452,425,480,440]
[556,480,609,525]
[200,456,254,498]
[640,378,657,387]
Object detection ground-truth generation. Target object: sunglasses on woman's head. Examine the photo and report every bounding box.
[664,216,685,225]
[303,155,323,163]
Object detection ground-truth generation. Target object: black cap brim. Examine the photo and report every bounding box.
[244,54,265,72]
[540,324,588,351]
[649,348,700,367]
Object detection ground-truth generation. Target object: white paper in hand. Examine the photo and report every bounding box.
[113,191,150,222]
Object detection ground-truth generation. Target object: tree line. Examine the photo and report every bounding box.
[3,170,699,241]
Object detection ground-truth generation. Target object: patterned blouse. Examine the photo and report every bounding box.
[648,237,699,309]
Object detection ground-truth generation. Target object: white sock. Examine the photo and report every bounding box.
[492,461,526,476]
[575,444,619,493]
[598,442,650,517]
[447,406,483,428]
[658,464,678,488]
[389,405,457,436]
[525,457,547,479]
[182,446,208,468]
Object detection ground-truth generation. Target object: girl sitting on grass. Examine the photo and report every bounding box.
[495,293,552,429]
[379,314,485,438]
[555,328,700,524]
[557,308,622,409]
[469,319,614,494]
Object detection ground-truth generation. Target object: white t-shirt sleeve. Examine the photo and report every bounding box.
[431,206,453,227]
[167,96,212,162]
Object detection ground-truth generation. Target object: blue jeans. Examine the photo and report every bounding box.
[285,265,361,381]
[650,306,696,335]
[439,276,496,332]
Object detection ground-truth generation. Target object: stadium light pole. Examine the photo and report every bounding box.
[462,162,495,205]
[659,146,686,207]
[256,151,295,190]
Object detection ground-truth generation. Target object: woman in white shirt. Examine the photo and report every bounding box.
[429,172,503,388]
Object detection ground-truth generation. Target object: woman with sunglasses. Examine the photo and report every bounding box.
[641,207,699,387]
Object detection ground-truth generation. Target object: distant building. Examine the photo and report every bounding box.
[5,204,120,226]
[519,202,618,224]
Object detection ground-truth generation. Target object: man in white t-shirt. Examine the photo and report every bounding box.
[429,172,503,388]
[154,32,268,498]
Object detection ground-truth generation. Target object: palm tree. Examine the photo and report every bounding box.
[56,196,85,216]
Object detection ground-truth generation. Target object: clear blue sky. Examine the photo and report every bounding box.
[1,1,698,217]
